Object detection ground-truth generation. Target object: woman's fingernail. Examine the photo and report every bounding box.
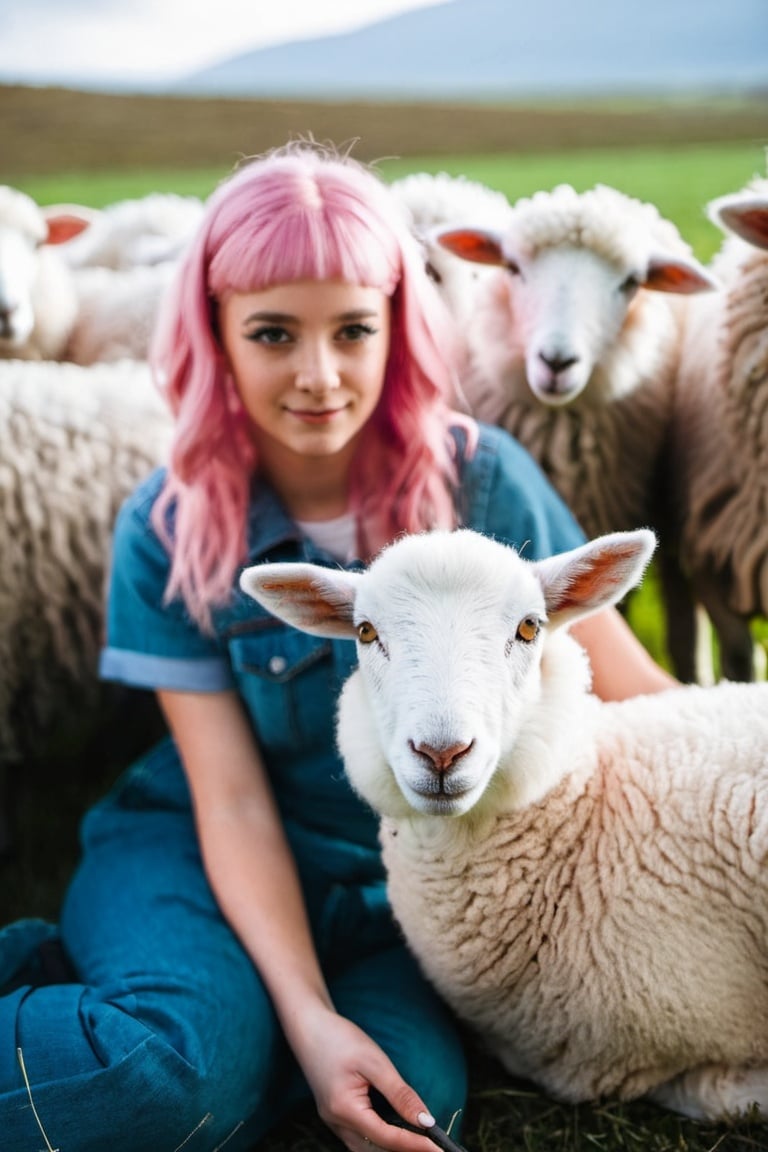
[417,1111,436,1128]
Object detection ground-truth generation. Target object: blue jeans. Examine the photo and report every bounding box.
[0,739,467,1152]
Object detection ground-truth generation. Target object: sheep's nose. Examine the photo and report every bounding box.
[539,350,579,375]
[410,739,474,773]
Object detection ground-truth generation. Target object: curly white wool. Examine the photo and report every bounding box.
[66,261,176,365]
[666,176,768,681]
[241,527,768,1123]
[0,358,172,769]
[51,192,204,270]
[389,171,513,324]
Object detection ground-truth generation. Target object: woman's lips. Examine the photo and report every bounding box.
[287,406,347,424]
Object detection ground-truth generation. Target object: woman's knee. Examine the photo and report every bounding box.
[1,977,285,1152]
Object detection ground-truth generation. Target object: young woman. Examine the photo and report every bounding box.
[0,142,674,1152]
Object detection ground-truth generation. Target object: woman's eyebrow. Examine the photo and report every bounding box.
[336,309,380,320]
[243,308,380,324]
[243,310,296,324]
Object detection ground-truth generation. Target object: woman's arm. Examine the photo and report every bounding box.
[571,607,678,701]
[157,688,435,1152]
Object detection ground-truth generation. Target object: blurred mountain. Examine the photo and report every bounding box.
[181,0,768,99]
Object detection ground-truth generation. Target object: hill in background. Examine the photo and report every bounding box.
[183,0,768,99]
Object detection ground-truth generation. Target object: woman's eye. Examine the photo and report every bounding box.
[339,323,377,342]
[248,325,291,345]
[515,616,540,643]
[358,621,378,644]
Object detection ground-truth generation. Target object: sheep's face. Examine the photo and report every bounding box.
[340,545,550,817]
[0,223,40,347]
[240,527,656,821]
[437,210,716,409]
[500,245,645,406]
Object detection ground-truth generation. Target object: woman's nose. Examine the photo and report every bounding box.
[295,341,341,392]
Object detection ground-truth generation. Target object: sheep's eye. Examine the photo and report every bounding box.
[358,621,378,644]
[425,260,443,285]
[620,273,640,295]
[505,259,521,276]
[516,616,540,643]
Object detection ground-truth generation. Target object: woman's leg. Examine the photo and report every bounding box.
[0,739,304,1152]
[330,943,468,1132]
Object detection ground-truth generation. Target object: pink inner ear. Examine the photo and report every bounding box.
[552,541,645,613]
[259,573,353,629]
[644,258,715,295]
[45,214,92,245]
[437,229,505,266]
[723,206,768,251]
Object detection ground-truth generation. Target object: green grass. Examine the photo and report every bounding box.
[378,140,768,260]
[17,139,767,260]
[17,167,224,209]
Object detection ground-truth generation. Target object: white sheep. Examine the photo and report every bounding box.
[47,192,204,270]
[51,194,201,365]
[664,177,768,682]
[434,184,716,541]
[241,527,768,1123]
[0,186,81,361]
[389,171,513,326]
[0,358,172,851]
[65,261,176,366]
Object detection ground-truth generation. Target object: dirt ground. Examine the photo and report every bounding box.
[2,82,768,178]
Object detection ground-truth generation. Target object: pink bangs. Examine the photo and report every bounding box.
[206,158,402,299]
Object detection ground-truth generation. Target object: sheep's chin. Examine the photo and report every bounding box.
[395,772,491,818]
[403,790,481,818]
[527,362,591,406]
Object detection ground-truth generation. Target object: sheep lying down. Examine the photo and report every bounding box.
[242,528,768,1123]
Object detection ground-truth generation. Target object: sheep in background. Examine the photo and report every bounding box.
[0,358,172,852]
[242,527,768,1123]
[0,186,81,361]
[664,179,768,682]
[435,184,716,541]
[0,189,193,367]
[389,171,513,325]
[52,193,201,364]
[65,261,176,366]
[46,192,205,270]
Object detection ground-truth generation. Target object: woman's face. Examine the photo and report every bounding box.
[219,279,391,471]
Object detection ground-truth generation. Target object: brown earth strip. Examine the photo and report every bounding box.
[1,83,767,178]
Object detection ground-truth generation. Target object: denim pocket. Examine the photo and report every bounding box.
[228,623,336,755]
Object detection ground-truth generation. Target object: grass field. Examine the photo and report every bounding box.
[2,84,768,1152]
[11,141,768,263]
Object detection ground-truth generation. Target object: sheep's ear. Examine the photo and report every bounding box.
[434,227,506,266]
[643,252,718,294]
[708,193,768,251]
[41,204,99,246]
[239,563,360,639]
[534,530,656,629]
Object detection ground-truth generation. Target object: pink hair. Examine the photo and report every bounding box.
[151,141,476,630]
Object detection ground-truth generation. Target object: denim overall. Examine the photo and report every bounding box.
[0,424,584,1152]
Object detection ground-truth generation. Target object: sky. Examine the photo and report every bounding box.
[0,0,448,88]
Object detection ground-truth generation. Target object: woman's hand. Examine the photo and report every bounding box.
[295,1003,436,1152]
